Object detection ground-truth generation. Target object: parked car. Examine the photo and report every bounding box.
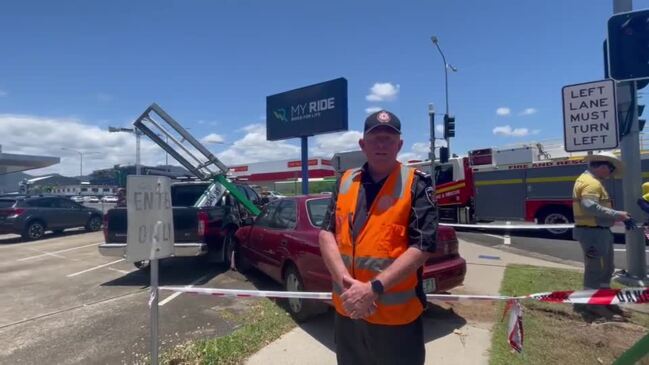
[101,196,118,203]
[261,191,286,201]
[0,196,103,240]
[83,196,100,203]
[99,181,262,270]
[70,196,85,203]
[234,195,467,321]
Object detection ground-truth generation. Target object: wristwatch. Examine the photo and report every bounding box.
[371,279,384,295]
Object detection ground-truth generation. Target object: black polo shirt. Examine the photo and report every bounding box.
[321,163,438,253]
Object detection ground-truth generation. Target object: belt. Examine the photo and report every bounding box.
[574,225,610,229]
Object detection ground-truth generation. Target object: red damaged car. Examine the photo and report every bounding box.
[234,195,466,321]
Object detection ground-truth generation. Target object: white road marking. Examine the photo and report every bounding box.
[484,233,505,240]
[18,243,99,261]
[614,248,649,252]
[66,259,125,277]
[159,273,211,306]
[24,247,68,260]
[108,267,133,275]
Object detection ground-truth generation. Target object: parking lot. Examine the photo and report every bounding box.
[0,230,281,364]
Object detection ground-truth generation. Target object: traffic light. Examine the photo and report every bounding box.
[439,147,449,163]
[443,114,455,138]
[639,104,646,131]
[608,9,649,89]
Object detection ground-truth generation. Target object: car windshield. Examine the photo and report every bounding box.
[306,198,329,227]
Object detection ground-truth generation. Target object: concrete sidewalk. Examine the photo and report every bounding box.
[246,239,578,365]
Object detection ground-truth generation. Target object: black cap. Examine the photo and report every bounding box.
[364,110,401,135]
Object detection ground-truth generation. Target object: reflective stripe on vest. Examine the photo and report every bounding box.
[333,163,423,325]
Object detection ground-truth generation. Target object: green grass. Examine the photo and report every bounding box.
[489,265,649,365]
[161,299,296,365]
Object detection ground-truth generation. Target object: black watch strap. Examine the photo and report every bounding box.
[371,280,384,295]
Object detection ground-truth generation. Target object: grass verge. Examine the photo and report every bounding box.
[489,264,649,365]
[162,299,296,365]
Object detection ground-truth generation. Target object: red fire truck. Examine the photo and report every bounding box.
[408,145,648,236]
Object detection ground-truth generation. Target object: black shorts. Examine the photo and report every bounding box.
[334,313,425,365]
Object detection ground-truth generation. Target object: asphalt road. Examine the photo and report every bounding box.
[0,230,279,365]
[455,229,649,271]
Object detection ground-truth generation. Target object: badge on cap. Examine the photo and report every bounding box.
[425,186,436,206]
[377,111,391,123]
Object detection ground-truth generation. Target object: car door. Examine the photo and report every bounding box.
[258,199,297,282]
[245,200,281,275]
[301,197,333,292]
[27,198,61,229]
[54,198,89,228]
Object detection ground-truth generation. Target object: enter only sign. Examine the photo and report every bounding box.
[126,175,175,262]
[562,79,618,152]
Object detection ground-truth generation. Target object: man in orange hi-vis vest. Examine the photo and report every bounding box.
[319,110,437,365]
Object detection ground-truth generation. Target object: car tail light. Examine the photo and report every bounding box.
[436,227,459,255]
[197,211,209,239]
[103,213,109,241]
[4,208,25,219]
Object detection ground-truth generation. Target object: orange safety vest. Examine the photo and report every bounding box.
[332,163,423,325]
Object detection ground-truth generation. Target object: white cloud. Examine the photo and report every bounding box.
[197,120,219,126]
[492,125,540,137]
[496,107,511,116]
[398,141,447,163]
[366,82,400,102]
[96,93,113,102]
[312,131,363,157]
[0,114,169,176]
[0,89,7,97]
[519,108,537,116]
[365,106,382,114]
[200,133,225,144]
[216,124,301,165]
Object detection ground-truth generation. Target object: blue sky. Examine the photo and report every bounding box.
[1,0,647,176]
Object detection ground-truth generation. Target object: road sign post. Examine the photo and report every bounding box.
[126,175,174,365]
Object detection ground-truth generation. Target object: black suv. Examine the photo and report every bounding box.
[0,196,103,241]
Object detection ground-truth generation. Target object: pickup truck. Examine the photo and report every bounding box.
[98,180,261,269]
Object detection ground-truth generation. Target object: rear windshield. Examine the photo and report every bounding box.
[306,198,330,228]
[171,184,209,207]
[0,200,16,208]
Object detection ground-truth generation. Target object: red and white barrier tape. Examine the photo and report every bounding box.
[159,286,649,305]
[440,222,574,230]
[158,286,648,354]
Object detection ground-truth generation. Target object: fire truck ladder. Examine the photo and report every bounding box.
[132,103,261,216]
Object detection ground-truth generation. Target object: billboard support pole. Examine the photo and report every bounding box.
[301,136,309,195]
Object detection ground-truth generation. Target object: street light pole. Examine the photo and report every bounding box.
[428,104,436,177]
[61,147,83,177]
[109,126,142,176]
[431,36,458,153]
[612,0,647,286]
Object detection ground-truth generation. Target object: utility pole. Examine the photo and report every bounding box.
[613,0,648,285]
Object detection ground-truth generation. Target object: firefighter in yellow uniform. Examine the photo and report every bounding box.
[572,152,629,321]
[319,110,437,365]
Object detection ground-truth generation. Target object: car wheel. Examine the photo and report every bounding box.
[223,231,236,270]
[283,265,324,322]
[85,215,102,232]
[22,221,45,241]
[134,260,150,271]
[539,208,573,239]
